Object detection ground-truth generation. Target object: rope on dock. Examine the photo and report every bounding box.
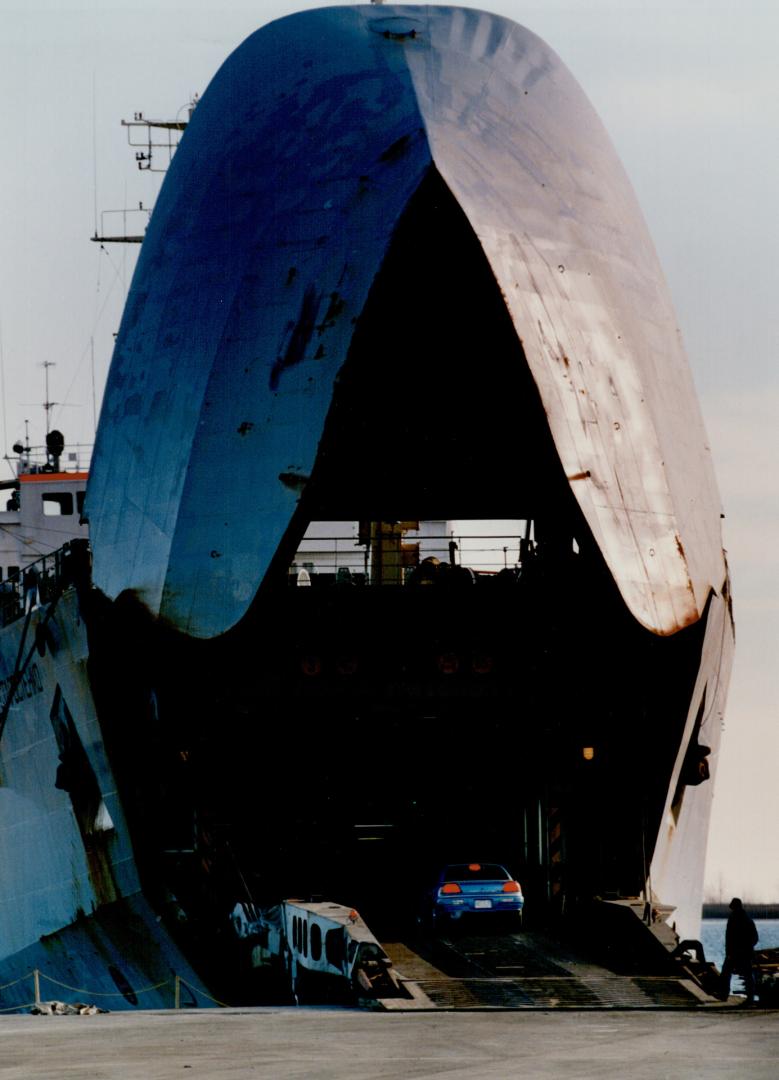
[36,970,170,998]
[175,976,231,1009]
[0,968,231,1013]
[0,972,32,992]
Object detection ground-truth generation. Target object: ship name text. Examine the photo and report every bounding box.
[0,663,44,710]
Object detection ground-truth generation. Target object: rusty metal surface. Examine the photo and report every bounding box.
[402,7,726,634]
[650,588,735,934]
[86,5,727,638]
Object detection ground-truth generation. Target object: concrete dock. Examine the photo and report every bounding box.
[3,1006,777,1079]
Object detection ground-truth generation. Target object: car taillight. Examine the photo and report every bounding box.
[441,883,462,895]
[502,881,521,894]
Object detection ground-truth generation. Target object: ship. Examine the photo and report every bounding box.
[0,5,733,1009]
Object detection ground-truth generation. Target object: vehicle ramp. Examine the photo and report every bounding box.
[383,930,714,1009]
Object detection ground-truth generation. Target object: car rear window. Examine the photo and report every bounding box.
[442,863,510,882]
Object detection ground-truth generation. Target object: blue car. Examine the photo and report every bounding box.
[425,863,524,932]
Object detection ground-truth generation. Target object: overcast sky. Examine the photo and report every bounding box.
[1,0,777,900]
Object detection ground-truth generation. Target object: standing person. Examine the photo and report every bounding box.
[720,897,759,1004]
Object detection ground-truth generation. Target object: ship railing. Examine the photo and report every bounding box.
[0,541,90,628]
[7,442,92,477]
[289,531,539,587]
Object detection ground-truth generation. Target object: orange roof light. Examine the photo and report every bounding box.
[441,883,462,895]
[468,863,481,871]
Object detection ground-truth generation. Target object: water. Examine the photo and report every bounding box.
[700,918,779,973]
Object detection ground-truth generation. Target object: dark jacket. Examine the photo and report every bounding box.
[725,908,758,963]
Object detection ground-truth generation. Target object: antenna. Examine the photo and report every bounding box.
[91,337,98,436]
[122,96,198,175]
[29,368,67,470]
[0,311,8,478]
[21,361,78,444]
[92,97,198,245]
[43,360,55,435]
[92,70,99,237]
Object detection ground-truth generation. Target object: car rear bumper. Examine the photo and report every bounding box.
[435,896,524,918]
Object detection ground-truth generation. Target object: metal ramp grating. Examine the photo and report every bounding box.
[412,974,702,1009]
